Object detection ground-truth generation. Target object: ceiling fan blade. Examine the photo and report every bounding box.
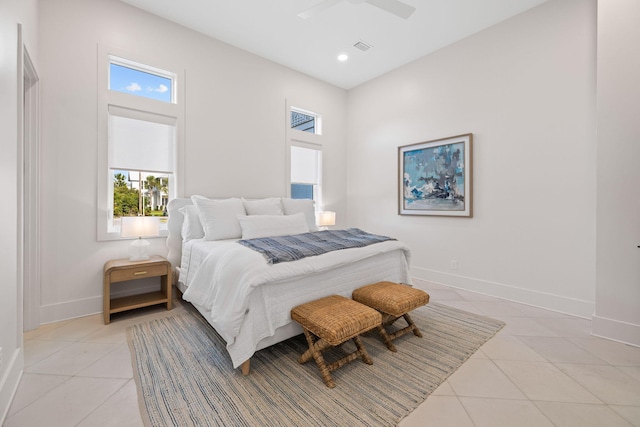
[365,0,415,19]
[298,0,343,19]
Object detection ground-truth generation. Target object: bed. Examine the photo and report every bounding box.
[166,196,412,374]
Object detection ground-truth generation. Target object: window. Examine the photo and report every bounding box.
[287,103,323,206]
[290,107,321,134]
[290,145,321,201]
[109,57,174,103]
[108,107,175,230]
[97,48,183,240]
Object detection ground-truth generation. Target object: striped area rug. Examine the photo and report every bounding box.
[127,303,504,427]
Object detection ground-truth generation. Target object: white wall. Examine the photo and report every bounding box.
[26,0,640,357]
[0,0,38,420]
[37,0,347,322]
[347,0,597,318]
[594,0,640,346]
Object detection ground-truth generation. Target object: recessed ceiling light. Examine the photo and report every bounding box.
[337,54,349,62]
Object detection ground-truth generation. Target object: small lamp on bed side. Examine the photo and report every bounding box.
[120,216,160,261]
[316,211,336,231]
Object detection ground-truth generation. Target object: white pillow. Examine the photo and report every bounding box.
[179,205,204,241]
[242,197,284,215]
[191,196,246,240]
[238,213,309,239]
[281,198,318,231]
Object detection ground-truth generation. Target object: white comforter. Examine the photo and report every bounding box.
[183,239,410,342]
[183,240,410,367]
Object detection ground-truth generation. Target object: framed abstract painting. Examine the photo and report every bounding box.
[398,133,472,217]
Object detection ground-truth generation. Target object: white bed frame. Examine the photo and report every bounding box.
[166,197,410,375]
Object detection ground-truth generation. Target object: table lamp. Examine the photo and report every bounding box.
[316,211,336,230]
[120,216,160,261]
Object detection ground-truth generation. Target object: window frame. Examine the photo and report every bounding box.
[97,45,185,241]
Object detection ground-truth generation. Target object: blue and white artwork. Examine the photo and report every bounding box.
[399,134,472,217]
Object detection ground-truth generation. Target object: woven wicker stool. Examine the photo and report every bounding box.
[291,295,382,388]
[352,281,430,352]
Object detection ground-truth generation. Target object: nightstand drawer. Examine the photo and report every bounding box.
[109,263,168,283]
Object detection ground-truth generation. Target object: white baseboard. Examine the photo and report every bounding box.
[39,295,102,324]
[411,266,595,319]
[592,315,640,348]
[0,348,23,425]
[39,280,161,324]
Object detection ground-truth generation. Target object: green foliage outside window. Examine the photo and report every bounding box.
[143,175,168,216]
[113,173,140,217]
[113,172,169,218]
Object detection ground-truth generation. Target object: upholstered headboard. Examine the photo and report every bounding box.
[166,197,194,271]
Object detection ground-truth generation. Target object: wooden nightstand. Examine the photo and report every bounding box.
[103,255,172,324]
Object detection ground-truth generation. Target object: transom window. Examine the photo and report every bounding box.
[291,107,321,134]
[109,56,175,104]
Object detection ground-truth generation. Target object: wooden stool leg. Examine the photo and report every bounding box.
[299,328,316,364]
[300,328,336,388]
[376,325,398,352]
[314,351,335,388]
[385,315,400,326]
[352,335,373,365]
[324,335,373,374]
[299,331,332,364]
[376,312,424,350]
[404,313,423,337]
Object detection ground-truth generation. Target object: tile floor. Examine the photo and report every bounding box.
[4,280,640,426]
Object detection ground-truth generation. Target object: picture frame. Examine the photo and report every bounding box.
[398,133,472,217]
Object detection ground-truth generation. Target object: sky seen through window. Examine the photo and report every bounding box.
[109,63,172,103]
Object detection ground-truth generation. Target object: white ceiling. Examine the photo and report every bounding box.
[119,0,548,89]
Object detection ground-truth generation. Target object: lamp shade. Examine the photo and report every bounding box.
[316,211,336,227]
[121,216,159,261]
[120,216,160,238]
